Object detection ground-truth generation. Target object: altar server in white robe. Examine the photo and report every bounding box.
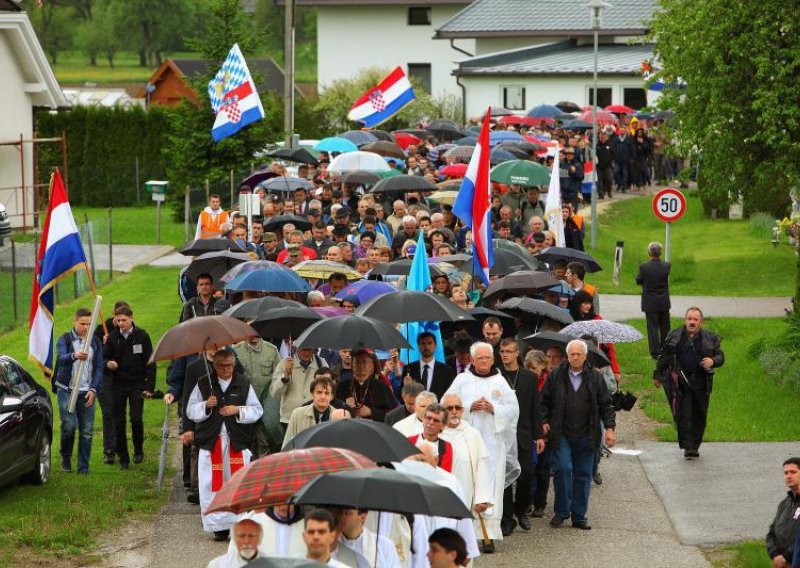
[338,508,402,568]
[443,342,519,545]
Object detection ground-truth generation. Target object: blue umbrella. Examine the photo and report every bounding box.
[314,137,358,153]
[259,176,314,192]
[489,131,524,146]
[526,104,563,118]
[334,280,397,304]
[225,268,313,293]
[453,136,478,146]
[338,130,379,147]
[489,149,518,165]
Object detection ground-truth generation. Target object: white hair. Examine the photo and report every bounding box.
[648,241,663,257]
[393,200,406,209]
[415,391,438,405]
[307,290,325,303]
[469,341,493,358]
[402,215,417,226]
[309,199,322,209]
[331,203,342,214]
[430,212,444,222]
[566,339,588,355]
[441,393,462,405]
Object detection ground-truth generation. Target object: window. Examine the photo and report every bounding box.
[407,63,432,93]
[502,86,526,110]
[408,7,431,25]
[0,361,32,397]
[623,87,647,110]
[588,87,612,108]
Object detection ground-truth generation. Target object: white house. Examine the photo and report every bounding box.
[0,1,68,229]
[434,0,659,119]
[289,0,474,98]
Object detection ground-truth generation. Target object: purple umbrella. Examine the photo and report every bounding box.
[334,280,397,304]
[311,306,349,318]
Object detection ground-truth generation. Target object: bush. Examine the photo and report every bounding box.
[748,212,776,240]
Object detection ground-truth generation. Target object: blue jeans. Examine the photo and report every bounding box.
[57,388,96,473]
[552,435,593,523]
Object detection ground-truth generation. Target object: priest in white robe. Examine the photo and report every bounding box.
[210,518,267,567]
[187,350,263,538]
[226,506,306,558]
[338,508,402,568]
[392,390,437,437]
[443,342,519,547]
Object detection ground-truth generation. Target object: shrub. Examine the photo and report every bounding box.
[748,212,775,240]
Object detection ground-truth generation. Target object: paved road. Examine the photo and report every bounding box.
[0,242,173,273]
[602,294,792,321]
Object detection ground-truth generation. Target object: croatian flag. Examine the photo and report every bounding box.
[582,159,594,195]
[208,44,265,142]
[29,170,88,375]
[348,66,416,128]
[453,108,493,285]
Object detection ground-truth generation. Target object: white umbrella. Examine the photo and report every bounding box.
[560,320,643,343]
[328,151,391,173]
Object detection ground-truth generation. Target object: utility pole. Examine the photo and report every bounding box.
[284,0,296,147]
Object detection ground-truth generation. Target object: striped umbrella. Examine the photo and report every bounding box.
[205,448,377,514]
[292,260,362,281]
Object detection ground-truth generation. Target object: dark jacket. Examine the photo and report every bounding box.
[103,325,156,391]
[766,490,800,561]
[636,259,671,312]
[336,377,396,422]
[596,140,615,169]
[193,372,257,453]
[612,135,635,163]
[179,355,245,433]
[54,330,104,392]
[564,217,584,251]
[384,404,412,426]
[304,237,336,259]
[407,360,456,401]
[654,328,724,391]
[179,296,227,322]
[501,368,542,465]
[540,362,616,450]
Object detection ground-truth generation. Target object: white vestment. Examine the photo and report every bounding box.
[339,527,402,568]
[444,369,519,540]
[365,512,411,567]
[187,378,263,533]
[207,550,266,568]
[226,511,305,558]
[440,421,494,511]
[392,413,423,437]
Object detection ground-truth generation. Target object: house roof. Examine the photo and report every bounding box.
[276,0,468,5]
[455,40,653,76]
[436,0,657,38]
[0,0,22,12]
[0,12,68,108]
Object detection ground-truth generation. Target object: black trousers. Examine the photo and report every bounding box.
[112,388,144,462]
[597,166,614,198]
[97,383,116,457]
[503,452,533,519]
[645,311,671,359]
[532,445,551,509]
[677,387,710,451]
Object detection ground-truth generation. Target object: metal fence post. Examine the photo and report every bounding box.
[205,178,210,204]
[135,157,141,204]
[11,239,18,323]
[84,213,97,285]
[108,207,113,281]
[184,185,190,243]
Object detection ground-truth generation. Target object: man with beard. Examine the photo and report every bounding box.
[444,342,519,552]
[226,505,306,559]
[406,332,456,400]
[209,519,265,566]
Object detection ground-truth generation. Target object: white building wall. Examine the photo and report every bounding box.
[474,36,560,55]
[461,74,660,119]
[0,32,35,229]
[316,4,474,99]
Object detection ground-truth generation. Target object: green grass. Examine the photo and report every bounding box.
[615,317,800,441]
[706,541,772,567]
[73,205,190,250]
[53,51,196,85]
[583,193,797,296]
[0,265,183,566]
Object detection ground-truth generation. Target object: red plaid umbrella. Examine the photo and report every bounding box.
[205,447,377,514]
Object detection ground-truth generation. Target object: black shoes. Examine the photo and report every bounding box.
[517,514,532,531]
[593,472,603,485]
[187,491,200,504]
[133,453,144,464]
[60,457,72,473]
[684,449,700,459]
[481,541,495,554]
[103,453,115,465]
[213,530,230,542]
[549,514,568,527]
[531,506,545,518]
[500,518,517,536]
[119,462,129,471]
[572,521,592,530]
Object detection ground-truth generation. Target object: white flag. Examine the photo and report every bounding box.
[545,150,565,247]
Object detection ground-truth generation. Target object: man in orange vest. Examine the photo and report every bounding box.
[195,194,230,239]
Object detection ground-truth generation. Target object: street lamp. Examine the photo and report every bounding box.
[588,0,611,249]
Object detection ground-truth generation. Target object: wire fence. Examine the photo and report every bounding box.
[0,216,113,333]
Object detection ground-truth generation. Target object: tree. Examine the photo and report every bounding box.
[28,1,75,64]
[313,67,462,133]
[649,0,800,215]
[75,1,120,67]
[113,0,198,66]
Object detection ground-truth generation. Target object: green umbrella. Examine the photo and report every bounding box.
[490,160,551,187]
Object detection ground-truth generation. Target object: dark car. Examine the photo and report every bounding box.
[0,203,11,246]
[0,355,53,486]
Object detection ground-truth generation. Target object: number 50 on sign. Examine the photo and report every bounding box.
[652,188,686,261]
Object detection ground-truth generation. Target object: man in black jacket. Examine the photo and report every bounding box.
[636,241,671,359]
[406,332,456,401]
[103,305,156,470]
[498,338,544,536]
[595,131,615,198]
[654,307,724,459]
[612,130,634,192]
[766,457,800,568]
[541,339,616,530]
[385,381,424,427]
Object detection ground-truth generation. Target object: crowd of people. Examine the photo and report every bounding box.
[47,114,800,567]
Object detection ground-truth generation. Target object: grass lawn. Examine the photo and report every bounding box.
[706,541,772,567]
[0,265,183,567]
[583,193,797,297]
[53,51,195,85]
[615,316,800,442]
[74,205,190,250]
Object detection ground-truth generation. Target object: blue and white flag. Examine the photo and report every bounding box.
[208,44,265,142]
[348,66,416,128]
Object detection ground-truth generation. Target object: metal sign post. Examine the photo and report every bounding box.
[652,187,686,263]
[146,181,169,245]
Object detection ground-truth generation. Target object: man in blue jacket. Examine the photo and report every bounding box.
[55,307,104,474]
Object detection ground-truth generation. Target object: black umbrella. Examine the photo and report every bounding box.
[283,419,420,463]
[291,468,472,519]
[342,170,381,185]
[266,147,319,165]
[186,250,251,283]
[179,238,245,257]
[523,330,610,367]
[468,306,514,322]
[369,129,395,142]
[534,247,602,272]
[427,122,464,141]
[493,146,528,160]
[556,101,582,113]
[498,297,574,326]
[494,143,536,157]
[242,170,279,188]
[294,316,411,350]
[453,136,478,146]
[223,296,302,319]
[369,174,436,194]
[490,248,540,276]
[355,290,474,324]
[250,305,323,339]
[263,214,312,232]
[247,558,318,568]
[261,176,315,192]
[486,107,515,117]
[482,270,560,304]
[339,130,379,146]
[562,119,594,130]
[433,254,472,269]
[370,259,446,278]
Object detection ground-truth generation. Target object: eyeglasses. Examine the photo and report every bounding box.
[445,405,463,411]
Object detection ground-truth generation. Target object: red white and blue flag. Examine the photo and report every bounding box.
[29,170,88,375]
[453,108,493,285]
[208,44,265,142]
[582,159,594,195]
[347,66,416,128]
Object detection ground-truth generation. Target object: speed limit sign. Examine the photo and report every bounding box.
[653,188,686,222]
